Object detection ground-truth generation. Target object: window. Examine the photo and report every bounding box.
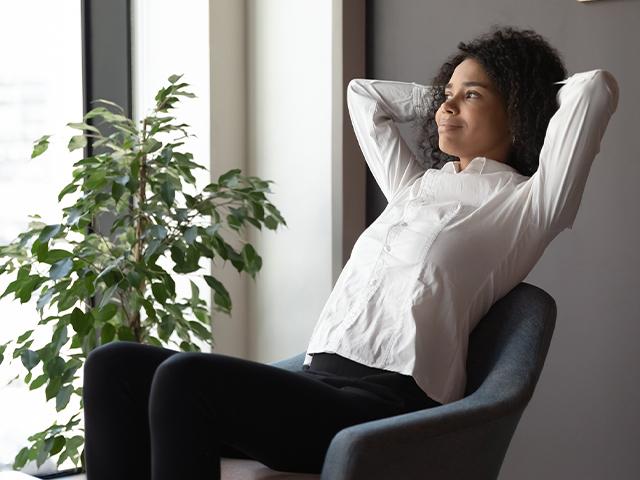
[0,0,83,473]
[0,1,212,475]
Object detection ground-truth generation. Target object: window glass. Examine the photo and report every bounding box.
[0,0,83,473]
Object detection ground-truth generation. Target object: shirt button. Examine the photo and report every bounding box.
[384,244,391,252]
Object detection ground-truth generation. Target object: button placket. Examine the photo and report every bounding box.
[384,218,409,253]
[344,250,386,328]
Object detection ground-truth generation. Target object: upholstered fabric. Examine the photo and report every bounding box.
[220,459,320,480]
[221,281,556,480]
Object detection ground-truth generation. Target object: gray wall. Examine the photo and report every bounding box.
[366,1,640,479]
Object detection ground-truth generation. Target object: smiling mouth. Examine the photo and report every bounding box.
[438,124,463,131]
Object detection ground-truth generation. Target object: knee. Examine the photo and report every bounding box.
[148,354,205,417]
[152,353,202,388]
[84,341,140,381]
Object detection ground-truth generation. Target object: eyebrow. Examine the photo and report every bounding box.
[444,81,490,90]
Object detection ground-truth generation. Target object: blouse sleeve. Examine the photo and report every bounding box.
[346,78,432,203]
[529,69,619,232]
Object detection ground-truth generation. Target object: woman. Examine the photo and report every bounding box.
[83,26,619,479]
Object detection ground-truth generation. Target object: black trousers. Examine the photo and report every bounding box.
[83,341,441,480]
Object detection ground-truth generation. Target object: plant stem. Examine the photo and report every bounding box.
[131,118,148,342]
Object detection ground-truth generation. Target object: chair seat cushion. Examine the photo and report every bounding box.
[221,458,320,480]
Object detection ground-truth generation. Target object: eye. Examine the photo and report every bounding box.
[443,90,480,100]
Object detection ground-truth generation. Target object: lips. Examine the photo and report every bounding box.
[438,123,463,131]
[438,118,463,129]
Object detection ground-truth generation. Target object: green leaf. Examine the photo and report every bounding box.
[55,385,74,411]
[17,329,34,344]
[70,307,91,335]
[265,203,286,224]
[61,358,81,384]
[50,436,66,455]
[203,275,231,310]
[183,226,197,245]
[98,283,119,309]
[94,304,118,323]
[31,135,51,159]
[151,283,168,304]
[45,376,62,401]
[51,325,69,353]
[57,182,79,202]
[170,243,185,265]
[41,249,73,265]
[241,243,262,274]
[158,316,175,341]
[112,181,125,201]
[67,121,100,133]
[251,202,265,221]
[85,170,106,190]
[29,374,48,391]
[227,213,241,230]
[117,325,136,341]
[16,274,46,303]
[160,181,175,206]
[20,350,39,371]
[148,224,168,240]
[168,74,183,84]
[143,137,162,154]
[188,320,210,339]
[126,270,143,289]
[189,280,200,309]
[38,224,62,243]
[218,168,241,187]
[13,446,30,469]
[0,343,9,366]
[45,356,66,378]
[264,215,278,230]
[146,336,162,347]
[91,98,126,113]
[68,134,87,152]
[50,258,73,280]
[37,288,55,311]
[214,291,232,313]
[100,323,116,344]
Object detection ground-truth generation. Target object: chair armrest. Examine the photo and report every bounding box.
[321,393,524,480]
[269,351,307,372]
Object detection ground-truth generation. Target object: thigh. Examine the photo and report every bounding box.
[148,352,412,475]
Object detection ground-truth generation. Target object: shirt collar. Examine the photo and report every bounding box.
[441,156,520,175]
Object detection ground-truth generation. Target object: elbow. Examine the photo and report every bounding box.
[587,69,620,116]
[597,69,619,115]
[558,69,620,117]
[346,78,364,112]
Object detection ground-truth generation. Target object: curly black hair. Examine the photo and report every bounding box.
[415,25,567,177]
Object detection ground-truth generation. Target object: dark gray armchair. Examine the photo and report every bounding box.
[220,281,556,480]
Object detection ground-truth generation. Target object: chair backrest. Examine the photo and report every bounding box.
[464,281,557,407]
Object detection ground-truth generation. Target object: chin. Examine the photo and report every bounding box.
[438,144,460,158]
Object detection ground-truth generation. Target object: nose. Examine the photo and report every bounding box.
[441,96,457,114]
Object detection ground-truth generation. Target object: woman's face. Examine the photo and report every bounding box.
[435,57,512,169]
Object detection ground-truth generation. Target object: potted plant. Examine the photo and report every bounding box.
[0,74,286,472]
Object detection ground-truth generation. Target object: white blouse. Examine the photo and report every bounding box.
[303,69,619,405]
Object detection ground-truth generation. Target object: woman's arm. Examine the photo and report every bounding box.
[346,79,432,203]
[529,69,619,232]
